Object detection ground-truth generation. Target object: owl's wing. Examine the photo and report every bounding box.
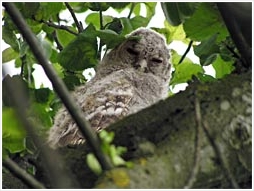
[48,74,135,148]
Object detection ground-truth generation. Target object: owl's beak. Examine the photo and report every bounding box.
[139,59,148,72]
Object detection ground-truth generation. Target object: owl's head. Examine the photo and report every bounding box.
[99,28,171,82]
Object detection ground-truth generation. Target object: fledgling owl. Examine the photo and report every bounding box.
[48,28,171,148]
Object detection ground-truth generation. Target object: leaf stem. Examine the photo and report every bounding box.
[127,3,136,19]
[178,40,193,64]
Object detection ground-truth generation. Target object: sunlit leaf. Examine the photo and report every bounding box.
[86,153,102,175]
[170,51,204,86]
[212,54,235,79]
[2,47,19,63]
[56,28,77,47]
[85,13,113,30]
[2,108,26,154]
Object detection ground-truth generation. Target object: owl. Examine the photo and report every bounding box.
[48,28,171,148]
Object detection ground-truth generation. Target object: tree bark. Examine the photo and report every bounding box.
[52,71,251,188]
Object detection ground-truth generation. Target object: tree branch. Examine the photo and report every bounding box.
[217,3,251,68]
[64,2,83,33]
[3,158,46,189]
[3,2,113,171]
[41,19,78,35]
[52,30,63,51]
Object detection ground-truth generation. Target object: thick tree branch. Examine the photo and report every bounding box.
[53,71,251,188]
[3,2,113,171]
[3,158,45,189]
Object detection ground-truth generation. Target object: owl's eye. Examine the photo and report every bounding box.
[151,58,163,63]
[127,48,139,56]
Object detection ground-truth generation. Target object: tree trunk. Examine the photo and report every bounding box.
[51,71,251,188]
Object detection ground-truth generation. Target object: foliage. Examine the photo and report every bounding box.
[86,130,132,175]
[2,2,246,188]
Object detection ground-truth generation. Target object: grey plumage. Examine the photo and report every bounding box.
[48,28,171,148]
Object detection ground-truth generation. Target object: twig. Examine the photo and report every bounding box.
[52,30,63,51]
[97,9,104,60]
[42,20,78,36]
[127,3,136,19]
[178,40,193,64]
[3,2,113,171]
[3,158,46,189]
[184,96,202,188]
[20,55,26,77]
[64,2,83,33]
[202,120,239,188]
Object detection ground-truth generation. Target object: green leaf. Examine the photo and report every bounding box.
[183,3,229,42]
[109,145,127,166]
[161,2,199,26]
[130,16,150,29]
[69,2,89,13]
[105,18,123,34]
[34,88,51,103]
[99,130,115,144]
[85,13,113,30]
[2,24,19,51]
[165,21,187,43]
[133,3,141,16]
[58,24,98,71]
[2,47,19,63]
[143,2,157,20]
[29,103,53,129]
[197,73,216,83]
[120,16,150,35]
[212,55,235,79]
[161,3,181,26]
[107,2,130,9]
[194,34,220,66]
[56,28,77,47]
[68,2,89,13]
[177,2,199,18]
[87,2,109,11]
[86,153,102,175]
[39,2,64,20]
[96,29,126,49]
[2,108,26,154]
[63,74,81,90]
[170,51,204,86]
